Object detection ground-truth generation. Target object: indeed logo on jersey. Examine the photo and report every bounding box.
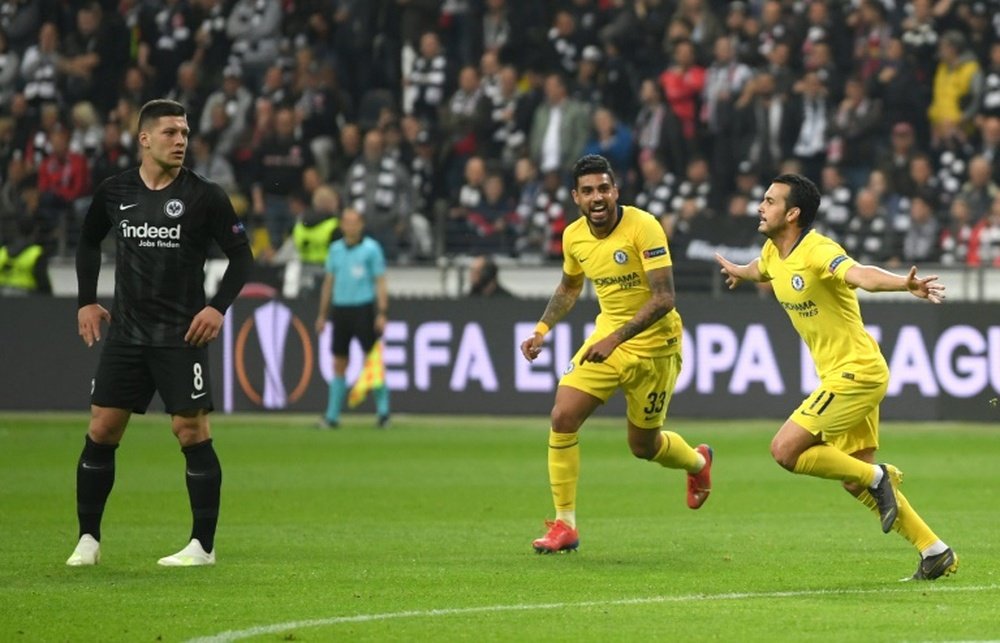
[119,219,181,248]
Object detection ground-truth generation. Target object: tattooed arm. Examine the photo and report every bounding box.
[613,266,675,343]
[520,271,585,361]
[539,271,586,328]
[579,266,675,364]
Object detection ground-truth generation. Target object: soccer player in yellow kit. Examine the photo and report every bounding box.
[521,154,713,554]
[716,173,958,580]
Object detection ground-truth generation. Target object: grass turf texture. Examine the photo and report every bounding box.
[1,413,998,642]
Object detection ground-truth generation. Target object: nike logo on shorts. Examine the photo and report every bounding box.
[119,203,138,210]
[191,391,208,399]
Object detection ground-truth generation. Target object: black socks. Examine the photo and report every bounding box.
[76,434,222,552]
[76,435,119,541]
[182,439,222,553]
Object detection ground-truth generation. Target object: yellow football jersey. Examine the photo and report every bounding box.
[562,205,682,357]
[758,229,889,383]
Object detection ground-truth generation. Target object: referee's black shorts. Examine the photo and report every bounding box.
[331,303,378,357]
[91,341,214,414]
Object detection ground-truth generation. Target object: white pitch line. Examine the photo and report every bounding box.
[188,583,1000,643]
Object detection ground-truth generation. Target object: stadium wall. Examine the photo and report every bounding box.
[2,296,999,421]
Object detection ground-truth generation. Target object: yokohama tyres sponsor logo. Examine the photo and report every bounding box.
[592,271,641,288]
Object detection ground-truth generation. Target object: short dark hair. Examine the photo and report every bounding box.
[138,99,187,132]
[572,154,616,187]
[772,173,820,229]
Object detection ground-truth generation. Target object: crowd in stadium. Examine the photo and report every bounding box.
[2,0,1000,295]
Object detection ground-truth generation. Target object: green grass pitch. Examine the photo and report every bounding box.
[1,413,998,642]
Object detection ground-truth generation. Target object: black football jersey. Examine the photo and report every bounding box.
[81,167,248,346]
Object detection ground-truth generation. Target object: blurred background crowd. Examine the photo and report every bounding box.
[2,0,1000,297]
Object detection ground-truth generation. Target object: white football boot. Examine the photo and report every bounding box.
[157,538,216,567]
[66,534,101,566]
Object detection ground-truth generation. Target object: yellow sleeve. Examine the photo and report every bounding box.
[635,211,672,271]
[562,226,583,276]
[809,238,857,283]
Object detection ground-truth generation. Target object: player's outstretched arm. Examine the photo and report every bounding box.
[520,271,584,362]
[845,264,945,303]
[715,253,764,289]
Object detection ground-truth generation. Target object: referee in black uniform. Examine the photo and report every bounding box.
[67,99,252,567]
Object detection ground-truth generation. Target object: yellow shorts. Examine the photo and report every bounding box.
[791,378,888,454]
[559,345,681,430]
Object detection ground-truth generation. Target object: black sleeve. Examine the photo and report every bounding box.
[208,243,252,314]
[207,182,250,252]
[206,182,252,313]
[76,183,111,307]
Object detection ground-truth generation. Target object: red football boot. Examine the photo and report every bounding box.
[532,519,579,553]
[687,444,713,509]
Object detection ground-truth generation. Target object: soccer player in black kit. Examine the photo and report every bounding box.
[66,99,252,567]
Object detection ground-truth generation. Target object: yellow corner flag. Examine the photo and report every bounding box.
[348,340,384,408]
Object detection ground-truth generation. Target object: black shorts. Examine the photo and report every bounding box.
[91,342,213,414]
[331,303,377,357]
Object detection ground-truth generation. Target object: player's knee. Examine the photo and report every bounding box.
[87,409,127,444]
[550,407,582,433]
[171,413,210,446]
[174,426,210,446]
[770,439,797,471]
[87,424,123,444]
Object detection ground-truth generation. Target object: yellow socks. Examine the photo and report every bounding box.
[792,444,877,486]
[854,488,940,551]
[795,444,942,554]
[547,429,579,528]
[651,431,703,472]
